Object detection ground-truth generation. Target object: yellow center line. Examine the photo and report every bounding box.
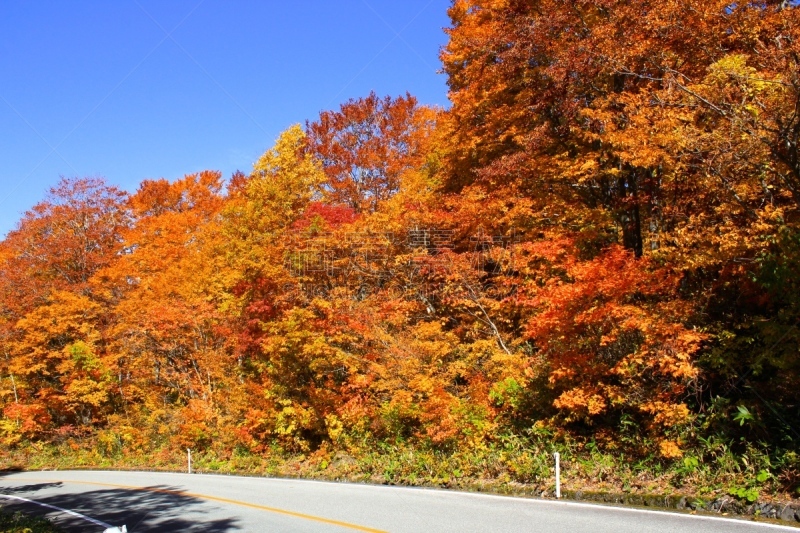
[9,477,387,533]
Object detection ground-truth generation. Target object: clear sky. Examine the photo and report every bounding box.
[0,0,451,237]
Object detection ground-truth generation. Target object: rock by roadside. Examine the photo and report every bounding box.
[562,489,800,523]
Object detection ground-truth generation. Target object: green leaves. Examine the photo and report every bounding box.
[489,377,524,410]
[728,469,771,503]
[733,405,755,427]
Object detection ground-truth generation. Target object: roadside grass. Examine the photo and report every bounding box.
[3,432,796,509]
[0,508,61,533]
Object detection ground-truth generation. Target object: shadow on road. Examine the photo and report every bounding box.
[0,482,241,532]
[0,481,64,494]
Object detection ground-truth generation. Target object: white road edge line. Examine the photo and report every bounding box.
[0,493,113,530]
[456,492,800,531]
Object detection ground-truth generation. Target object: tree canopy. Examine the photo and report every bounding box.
[2,0,799,496]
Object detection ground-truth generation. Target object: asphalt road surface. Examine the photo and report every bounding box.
[0,470,796,532]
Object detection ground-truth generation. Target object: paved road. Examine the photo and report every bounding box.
[0,470,796,532]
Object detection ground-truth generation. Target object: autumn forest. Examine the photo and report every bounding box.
[2,0,800,501]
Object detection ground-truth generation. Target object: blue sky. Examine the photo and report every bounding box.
[0,1,451,236]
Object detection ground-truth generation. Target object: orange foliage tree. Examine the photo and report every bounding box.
[0,178,127,443]
[305,92,439,212]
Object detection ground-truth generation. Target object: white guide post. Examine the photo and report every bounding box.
[187,448,192,474]
[554,452,561,499]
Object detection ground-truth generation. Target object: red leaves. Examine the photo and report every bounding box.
[0,178,128,312]
[2,403,51,442]
[291,202,358,232]
[520,240,703,438]
[305,92,436,212]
